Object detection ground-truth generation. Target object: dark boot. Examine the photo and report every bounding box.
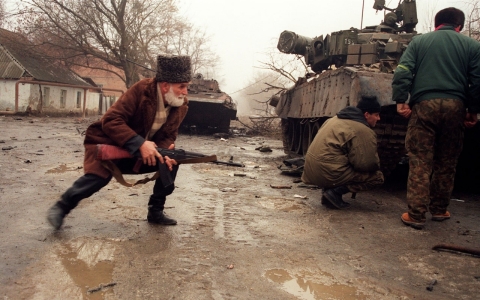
[323,186,351,209]
[321,196,338,209]
[147,196,177,225]
[47,174,111,230]
[46,201,70,230]
[147,210,177,225]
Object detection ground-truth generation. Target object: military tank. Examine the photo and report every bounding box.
[182,73,237,133]
[270,0,480,190]
[270,0,419,174]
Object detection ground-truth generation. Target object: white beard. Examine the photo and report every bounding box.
[164,86,185,107]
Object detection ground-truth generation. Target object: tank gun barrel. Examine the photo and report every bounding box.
[277,31,312,56]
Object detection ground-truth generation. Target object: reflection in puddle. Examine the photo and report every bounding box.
[264,269,366,300]
[46,164,80,174]
[57,238,116,299]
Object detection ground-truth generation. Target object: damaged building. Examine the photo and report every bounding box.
[0,28,123,116]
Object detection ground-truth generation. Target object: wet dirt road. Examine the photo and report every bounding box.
[0,116,479,300]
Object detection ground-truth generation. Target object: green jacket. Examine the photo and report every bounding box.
[302,107,380,188]
[392,26,480,113]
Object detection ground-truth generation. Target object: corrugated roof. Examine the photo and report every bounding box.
[0,28,91,86]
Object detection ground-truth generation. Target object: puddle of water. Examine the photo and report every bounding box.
[264,269,366,300]
[57,238,117,299]
[280,204,302,212]
[259,198,303,212]
[46,164,80,174]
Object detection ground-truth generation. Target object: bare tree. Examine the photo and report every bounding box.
[0,0,5,28]
[419,1,438,32]
[464,0,480,41]
[237,71,279,116]
[257,49,309,86]
[15,0,218,87]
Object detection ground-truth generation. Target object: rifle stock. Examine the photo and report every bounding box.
[96,144,244,188]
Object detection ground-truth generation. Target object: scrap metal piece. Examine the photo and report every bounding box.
[426,279,437,291]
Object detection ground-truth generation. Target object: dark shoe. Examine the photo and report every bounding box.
[147,210,177,225]
[321,196,349,209]
[321,196,337,209]
[431,211,450,221]
[47,203,66,230]
[323,187,351,209]
[401,212,425,230]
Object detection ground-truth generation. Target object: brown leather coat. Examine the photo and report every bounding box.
[83,78,188,178]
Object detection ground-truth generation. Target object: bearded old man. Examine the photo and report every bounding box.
[47,55,191,230]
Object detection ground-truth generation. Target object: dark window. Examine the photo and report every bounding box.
[76,91,82,108]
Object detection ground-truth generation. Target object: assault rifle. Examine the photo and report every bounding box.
[96,144,244,188]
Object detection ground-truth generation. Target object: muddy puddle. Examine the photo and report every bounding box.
[258,197,304,212]
[31,237,118,299]
[264,268,366,300]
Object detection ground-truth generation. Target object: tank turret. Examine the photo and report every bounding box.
[277,0,418,73]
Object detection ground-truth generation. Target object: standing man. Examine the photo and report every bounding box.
[393,7,480,229]
[47,55,192,229]
[302,96,385,209]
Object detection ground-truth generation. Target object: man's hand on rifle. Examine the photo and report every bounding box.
[139,142,177,171]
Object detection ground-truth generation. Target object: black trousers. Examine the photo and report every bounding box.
[59,159,179,214]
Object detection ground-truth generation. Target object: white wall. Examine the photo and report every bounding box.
[85,91,101,116]
[0,80,116,115]
[0,80,26,111]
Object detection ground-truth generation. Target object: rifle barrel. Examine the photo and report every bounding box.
[213,160,245,167]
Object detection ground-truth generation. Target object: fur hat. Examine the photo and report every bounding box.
[357,96,381,113]
[156,55,192,83]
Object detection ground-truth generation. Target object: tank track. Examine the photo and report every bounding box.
[374,105,408,175]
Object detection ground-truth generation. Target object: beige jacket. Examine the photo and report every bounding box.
[301,107,380,188]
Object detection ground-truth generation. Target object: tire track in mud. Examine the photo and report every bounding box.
[170,165,260,265]
[135,157,292,298]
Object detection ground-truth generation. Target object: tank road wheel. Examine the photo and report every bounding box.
[301,121,312,156]
[281,119,292,153]
[311,121,322,142]
[288,119,303,154]
[375,106,408,176]
[293,120,303,154]
[287,119,298,152]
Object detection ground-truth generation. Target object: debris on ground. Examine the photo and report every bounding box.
[234,173,246,177]
[255,145,272,152]
[213,132,230,139]
[426,279,437,291]
[277,157,305,176]
[270,185,292,189]
[297,183,319,189]
[87,282,117,294]
[432,243,480,256]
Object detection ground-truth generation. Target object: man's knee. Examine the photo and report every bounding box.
[62,174,111,207]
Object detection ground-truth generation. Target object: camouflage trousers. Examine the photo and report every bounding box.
[405,99,465,220]
[346,170,384,193]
